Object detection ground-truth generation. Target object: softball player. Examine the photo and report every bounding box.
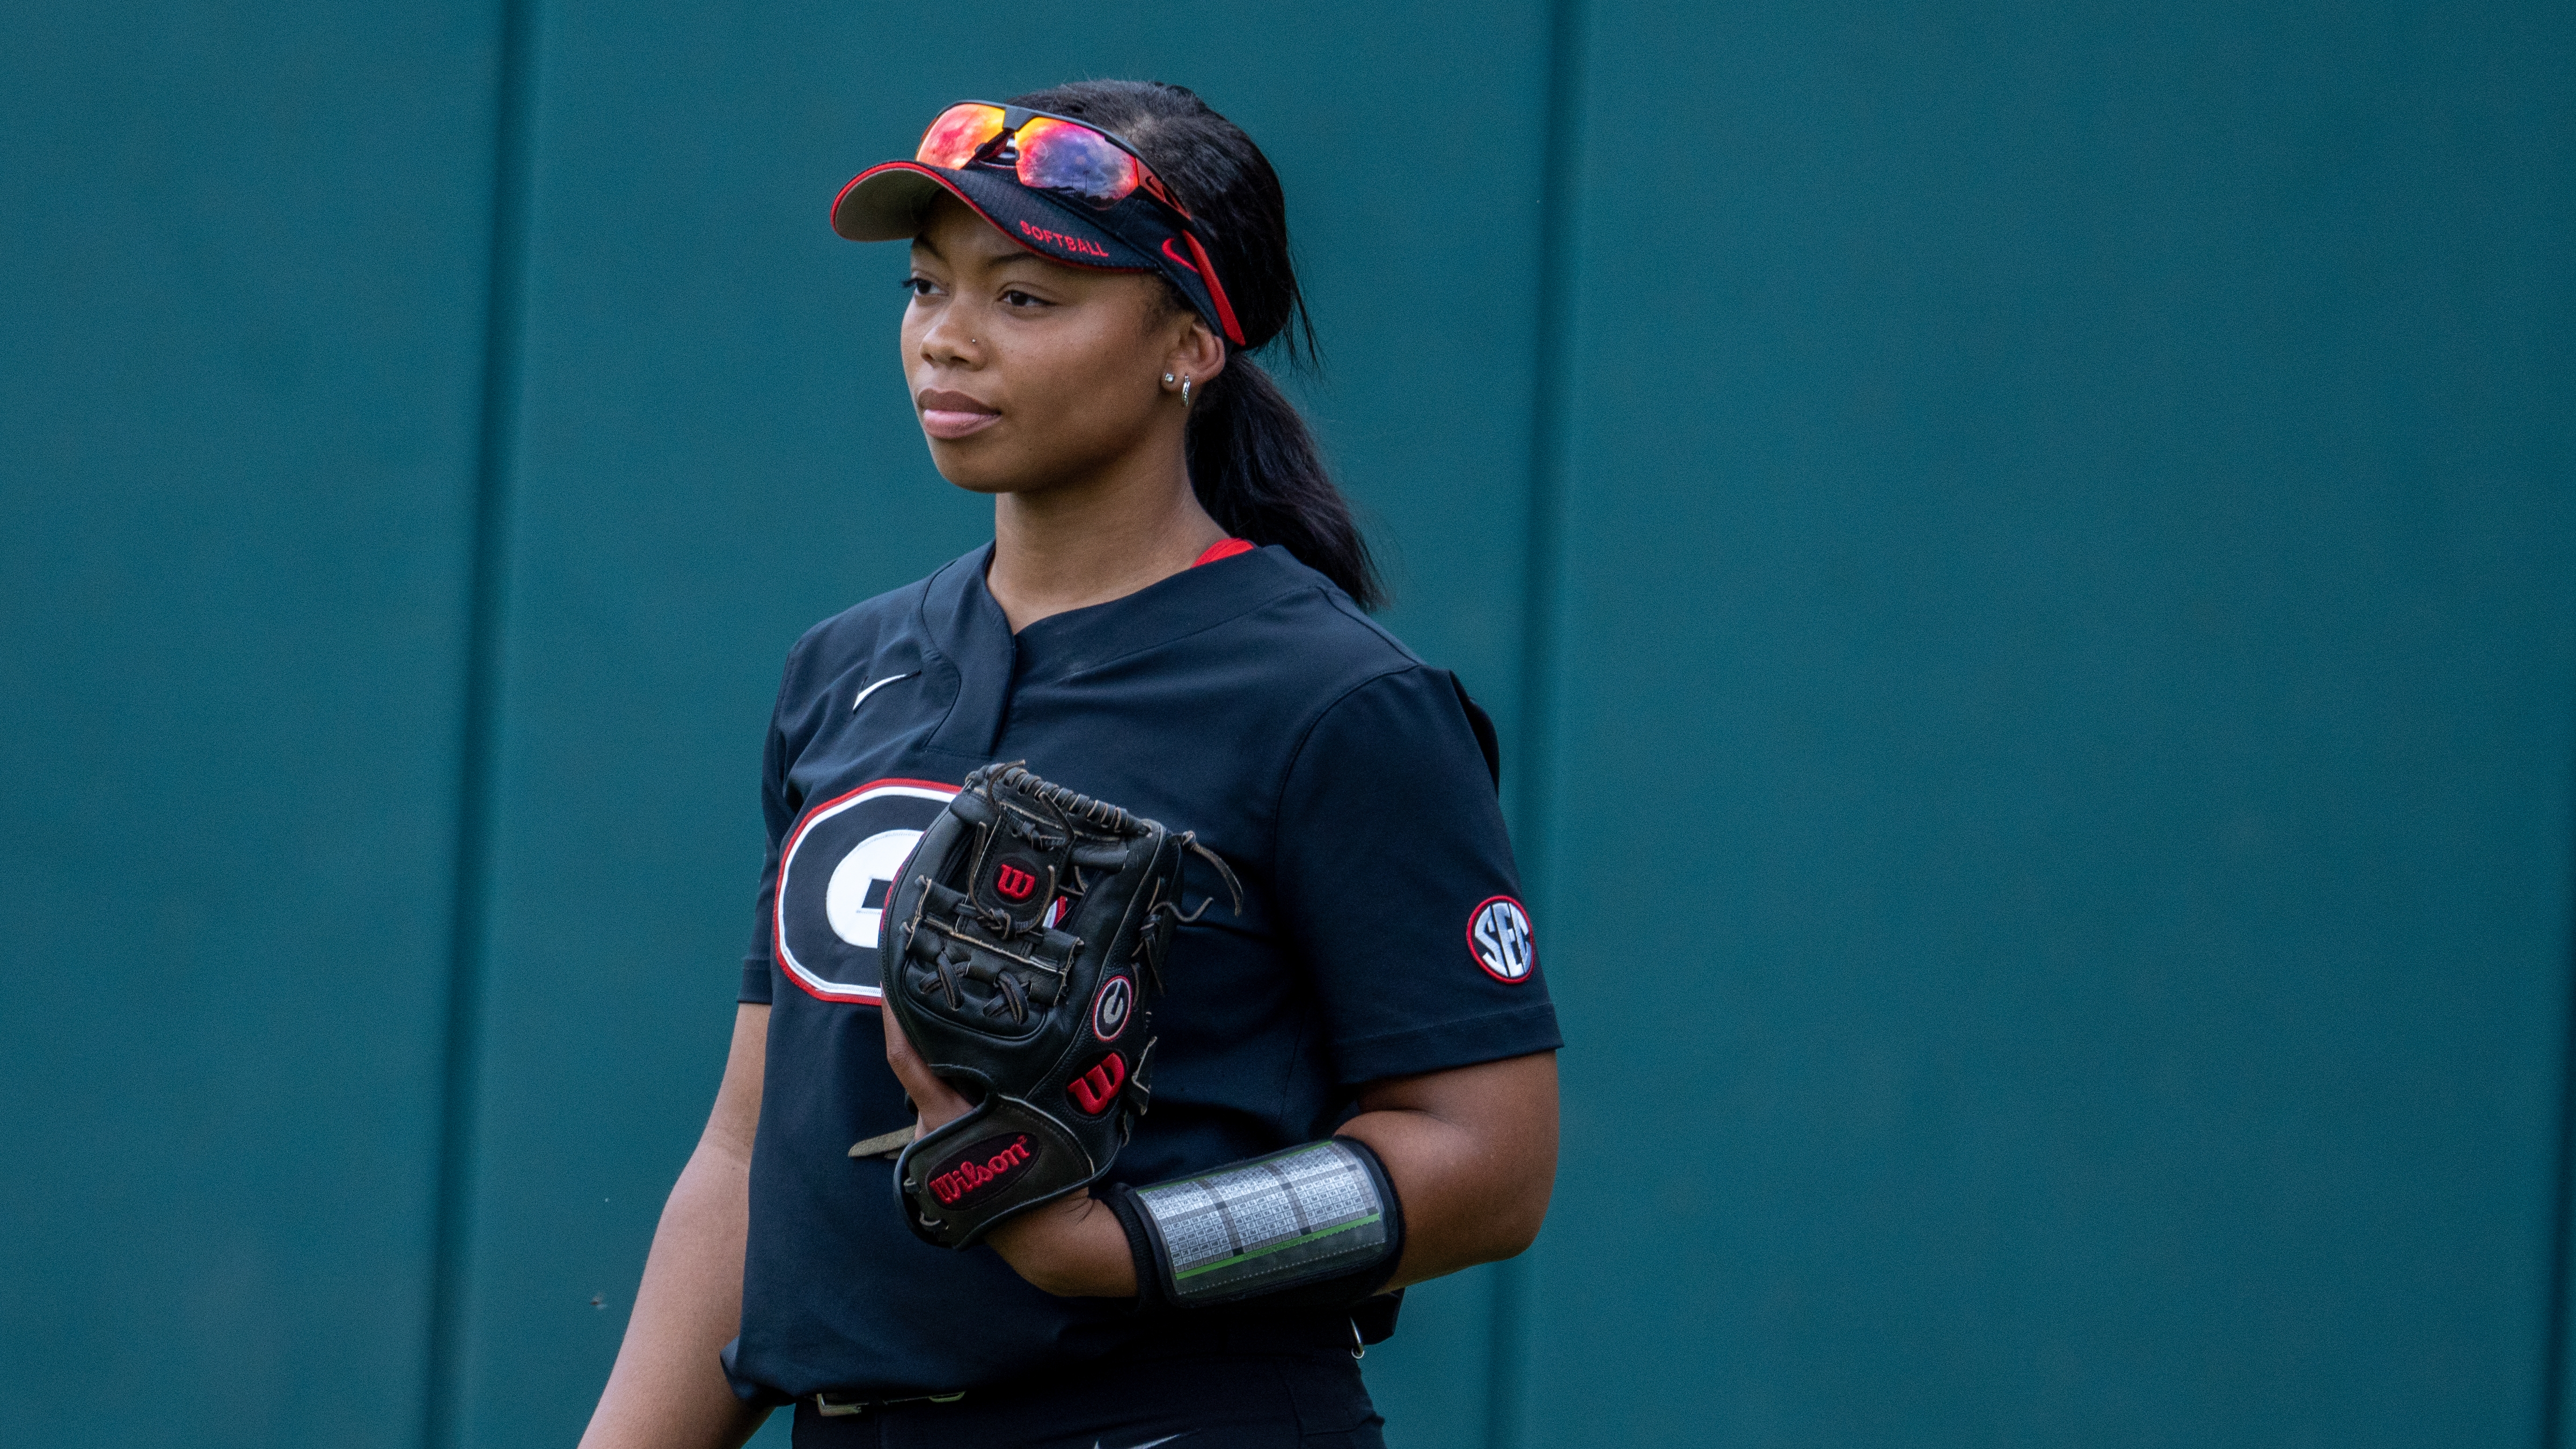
[580,79,1561,1449]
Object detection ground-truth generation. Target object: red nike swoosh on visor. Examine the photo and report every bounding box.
[1159,237,1199,275]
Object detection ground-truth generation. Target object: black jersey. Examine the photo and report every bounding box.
[723,543,1561,1402]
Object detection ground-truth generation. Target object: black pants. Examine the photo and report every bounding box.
[787,1322,1385,1449]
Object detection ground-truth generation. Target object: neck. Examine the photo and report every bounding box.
[985,430,1227,633]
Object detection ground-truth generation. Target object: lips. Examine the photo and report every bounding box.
[917,387,1000,441]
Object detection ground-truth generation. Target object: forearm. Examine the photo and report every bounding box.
[985,1053,1560,1298]
[984,1123,1515,1298]
[986,1120,1536,1298]
[986,1189,1137,1297]
[583,1004,771,1449]
[579,1136,766,1449]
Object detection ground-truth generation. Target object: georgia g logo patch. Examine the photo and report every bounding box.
[773,778,958,1003]
[1091,973,1135,1042]
[1467,896,1536,983]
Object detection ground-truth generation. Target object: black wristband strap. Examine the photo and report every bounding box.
[1340,1137,1406,1298]
[1101,1182,1176,1312]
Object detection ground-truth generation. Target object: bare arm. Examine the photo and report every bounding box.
[882,1002,1558,1296]
[1335,1050,1560,1289]
[579,1003,772,1449]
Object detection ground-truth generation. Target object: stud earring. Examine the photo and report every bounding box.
[1163,372,1176,385]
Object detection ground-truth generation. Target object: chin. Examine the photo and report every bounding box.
[924,440,1020,496]
[925,429,1123,499]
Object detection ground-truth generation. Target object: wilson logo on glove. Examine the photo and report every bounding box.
[925,1133,1036,1206]
[992,860,1039,901]
[1066,1052,1127,1115]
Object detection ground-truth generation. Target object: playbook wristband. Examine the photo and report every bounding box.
[1104,1136,1404,1312]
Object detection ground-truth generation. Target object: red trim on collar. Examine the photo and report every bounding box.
[1192,538,1256,567]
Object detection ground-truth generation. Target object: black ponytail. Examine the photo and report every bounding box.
[1006,79,1385,611]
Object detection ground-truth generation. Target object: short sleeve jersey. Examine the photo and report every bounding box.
[724,543,1561,1402]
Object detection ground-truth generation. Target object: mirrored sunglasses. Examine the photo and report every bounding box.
[916,101,1190,216]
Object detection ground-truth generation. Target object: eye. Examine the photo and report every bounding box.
[900,275,940,299]
[1000,288,1051,310]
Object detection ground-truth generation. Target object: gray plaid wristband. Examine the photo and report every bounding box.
[1116,1137,1402,1308]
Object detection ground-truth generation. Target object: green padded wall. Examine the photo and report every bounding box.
[1523,3,2576,1443]
[0,3,507,1445]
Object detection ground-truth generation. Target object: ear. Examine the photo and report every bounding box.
[1166,314,1228,388]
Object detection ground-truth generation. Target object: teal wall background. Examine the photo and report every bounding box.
[3,3,2570,1447]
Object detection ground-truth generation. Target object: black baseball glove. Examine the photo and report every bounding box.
[883,762,1238,1249]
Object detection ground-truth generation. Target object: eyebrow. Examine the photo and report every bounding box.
[910,236,1049,270]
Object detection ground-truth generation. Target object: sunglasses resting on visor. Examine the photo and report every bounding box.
[917,101,1192,214]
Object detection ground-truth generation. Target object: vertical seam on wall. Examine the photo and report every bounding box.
[423,0,537,1444]
[2542,732,2576,1448]
[1495,0,1589,1445]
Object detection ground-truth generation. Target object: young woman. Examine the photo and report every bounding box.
[580,80,1560,1449]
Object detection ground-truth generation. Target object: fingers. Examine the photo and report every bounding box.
[879,1001,974,1131]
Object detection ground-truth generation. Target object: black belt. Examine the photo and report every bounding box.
[810,1387,964,1419]
[805,1311,1360,1418]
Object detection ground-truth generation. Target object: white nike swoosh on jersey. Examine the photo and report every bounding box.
[1094,1435,1192,1449]
[851,671,918,712]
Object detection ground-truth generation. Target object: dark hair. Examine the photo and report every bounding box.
[1004,79,1384,610]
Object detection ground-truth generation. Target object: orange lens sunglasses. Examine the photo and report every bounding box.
[916,101,1190,216]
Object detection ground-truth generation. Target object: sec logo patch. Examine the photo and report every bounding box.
[1467,896,1536,983]
[774,778,957,1003]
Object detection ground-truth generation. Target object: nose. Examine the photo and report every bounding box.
[918,297,983,368]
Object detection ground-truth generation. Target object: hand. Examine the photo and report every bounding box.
[878,996,974,1135]
[880,1005,1138,1297]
